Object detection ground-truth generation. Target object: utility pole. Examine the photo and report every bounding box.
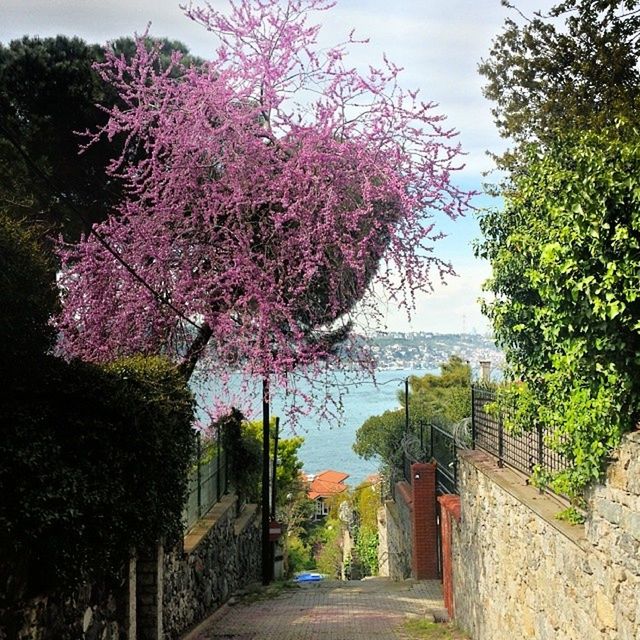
[404,376,409,434]
[271,417,279,519]
[261,378,273,585]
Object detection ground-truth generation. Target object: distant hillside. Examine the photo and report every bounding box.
[367,332,503,373]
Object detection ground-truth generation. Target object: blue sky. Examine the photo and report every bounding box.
[1,0,548,333]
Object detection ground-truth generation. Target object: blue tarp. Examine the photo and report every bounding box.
[294,572,323,582]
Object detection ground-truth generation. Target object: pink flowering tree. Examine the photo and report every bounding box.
[55,0,471,422]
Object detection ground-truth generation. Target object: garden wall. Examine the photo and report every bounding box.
[163,495,260,639]
[449,432,640,640]
[2,568,129,640]
[378,464,439,581]
[4,494,260,640]
[377,483,413,580]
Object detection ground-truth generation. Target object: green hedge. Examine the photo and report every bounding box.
[0,213,195,595]
[1,355,195,593]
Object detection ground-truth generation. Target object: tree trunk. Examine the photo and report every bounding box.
[178,322,213,380]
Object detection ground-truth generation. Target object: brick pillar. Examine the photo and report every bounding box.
[410,462,438,579]
[438,495,461,619]
[136,542,164,640]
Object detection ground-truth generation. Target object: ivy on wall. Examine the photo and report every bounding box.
[477,124,640,502]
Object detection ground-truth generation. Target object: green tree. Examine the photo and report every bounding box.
[0,36,122,238]
[217,409,262,504]
[313,516,343,578]
[243,418,306,508]
[352,481,379,576]
[480,0,640,169]
[0,35,202,240]
[0,212,57,368]
[476,124,640,499]
[353,356,472,470]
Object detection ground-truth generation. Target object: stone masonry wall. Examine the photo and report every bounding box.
[162,494,260,639]
[2,577,124,640]
[2,495,259,640]
[452,432,640,640]
[377,483,413,580]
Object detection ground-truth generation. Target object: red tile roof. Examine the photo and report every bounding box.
[307,469,350,500]
[315,470,349,484]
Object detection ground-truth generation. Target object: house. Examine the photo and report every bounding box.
[307,469,350,519]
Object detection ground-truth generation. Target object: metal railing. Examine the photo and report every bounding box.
[396,422,459,495]
[183,436,229,532]
[471,385,569,480]
[430,424,458,495]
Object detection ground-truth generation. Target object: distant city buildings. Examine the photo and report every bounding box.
[366,332,504,375]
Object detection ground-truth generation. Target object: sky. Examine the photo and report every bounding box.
[1,0,540,334]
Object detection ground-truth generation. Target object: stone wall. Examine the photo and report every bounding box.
[2,576,124,640]
[3,494,260,640]
[451,432,640,640]
[162,494,260,639]
[377,482,413,580]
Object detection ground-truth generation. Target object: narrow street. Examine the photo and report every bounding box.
[184,578,446,640]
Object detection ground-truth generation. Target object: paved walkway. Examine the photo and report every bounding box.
[184,577,446,640]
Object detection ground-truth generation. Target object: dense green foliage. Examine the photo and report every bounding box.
[0,212,57,366]
[353,356,472,472]
[0,35,202,240]
[243,419,306,509]
[285,535,315,574]
[1,215,195,596]
[312,516,343,578]
[352,481,379,576]
[217,412,306,510]
[479,0,640,169]
[0,36,122,237]
[478,1,640,504]
[1,354,195,592]
[217,409,262,504]
[477,125,640,498]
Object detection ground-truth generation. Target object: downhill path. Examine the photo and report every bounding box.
[183,577,445,640]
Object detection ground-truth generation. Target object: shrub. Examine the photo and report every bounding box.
[0,355,195,594]
[0,212,196,599]
[0,212,57,367]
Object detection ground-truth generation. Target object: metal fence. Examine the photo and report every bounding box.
[471,385,569,479]
[396,422,459,495]
[183,437,229,532]
[430,424,458,495]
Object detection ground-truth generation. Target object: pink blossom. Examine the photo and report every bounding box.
[55,0,472,423]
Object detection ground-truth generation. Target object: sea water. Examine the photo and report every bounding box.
[197,367,435,487]
[289,368,429,486]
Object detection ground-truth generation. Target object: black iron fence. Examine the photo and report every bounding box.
[183,436,229,531]
[430,424,458,495]
[396,422,459,495]
[390,385,571,499]
[471,385,569,479]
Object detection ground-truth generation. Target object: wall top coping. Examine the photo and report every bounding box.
[411,462,436,472]
[395,480,413,508]
[438,494,461,522]
[184,494,237,554]
[234,503,258,537]
[458,450,589,551]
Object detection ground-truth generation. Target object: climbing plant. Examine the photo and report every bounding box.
[476,123,640,501]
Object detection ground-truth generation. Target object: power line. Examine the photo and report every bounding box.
[0,117,201,331]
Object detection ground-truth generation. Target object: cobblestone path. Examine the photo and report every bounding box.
[184,578,445,640]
